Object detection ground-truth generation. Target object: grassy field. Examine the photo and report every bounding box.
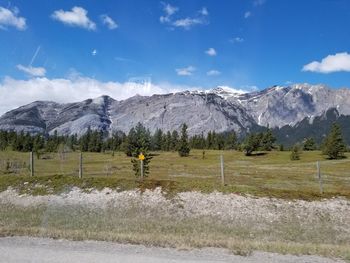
[0,149,349,199]
[1,149,350,260]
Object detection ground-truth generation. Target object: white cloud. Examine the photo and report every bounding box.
[199,7,208,16]
[160,4,208,30]
[163,2,178,16]
[176,66,196,76]
[205,48,217,56]
[302,52,350,73]
[160,2,178,23]
[172,17,206,29]
[207,70,221,76]
[100,14,118,30]
[0,6,26,30]
[0,76,201,115]
[16,65,46,77]
[244,11,251,18]
[230,37,244,43]
[51,6,96,31]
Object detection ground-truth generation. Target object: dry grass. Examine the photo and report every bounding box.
[0,150,349,200]
[0,201,349,260]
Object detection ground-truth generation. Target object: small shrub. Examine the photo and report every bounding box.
[290,144,301,160]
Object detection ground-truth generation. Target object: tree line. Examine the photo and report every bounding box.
[0,122,347,160]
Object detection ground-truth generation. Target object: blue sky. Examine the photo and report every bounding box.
[0,0,350,113]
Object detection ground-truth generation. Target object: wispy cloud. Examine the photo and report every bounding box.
[199,7,209,16]
[253,0,266,7]
[100,14,118,30]
[302,52,350,73]
[207,70,221,76]
[0,6,26,30]
[160,2,178,23]
[176,66,196,76]
[16,64,46,77]
[230,37,244,43]
[51,6,96,31]
[29,46,41,66]
[205,48,217,56]
[160,3,209,30]
[173,17,207,29]
[244,0,266,19]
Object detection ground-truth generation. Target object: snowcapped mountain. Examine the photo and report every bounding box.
[0,83,349,137]
[209,84,350,128]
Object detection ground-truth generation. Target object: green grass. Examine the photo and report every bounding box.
[0,150,349,200]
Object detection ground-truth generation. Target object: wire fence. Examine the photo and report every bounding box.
[0,150,349,195]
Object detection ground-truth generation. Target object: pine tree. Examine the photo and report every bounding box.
[164,131,172,151]
[123,127,137,157]
[206,131,213,149]
[178,123,190,157]
[303,137,316,151]
[242,133,261,156]
[261,129,276,151]
[290,144,301,160]
[225,131,237,150]
[0,131,8,151]
[216,133,225,150]
[322,123,346,159]
[152,128,163,151]
[170,130,179,151]
[130,123,152,177]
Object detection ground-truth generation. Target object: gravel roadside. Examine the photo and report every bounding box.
[0,236,346,263]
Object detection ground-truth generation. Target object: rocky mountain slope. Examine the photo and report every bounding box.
[0,83,349,138]
[224,84,350,127]
[273,108,350,147]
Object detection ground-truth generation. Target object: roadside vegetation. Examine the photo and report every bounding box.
[0,188,349,260]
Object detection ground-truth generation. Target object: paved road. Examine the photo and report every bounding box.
[0,237,344,263]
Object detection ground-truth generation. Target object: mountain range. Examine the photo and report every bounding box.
[0,83,349,146]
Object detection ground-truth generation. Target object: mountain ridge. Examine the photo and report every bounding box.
[0,83,350,139]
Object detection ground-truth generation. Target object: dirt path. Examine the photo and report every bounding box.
[0,237,345,263]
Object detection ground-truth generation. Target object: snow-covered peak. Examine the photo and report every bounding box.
[291,83,328,94]
[207,86,248,99]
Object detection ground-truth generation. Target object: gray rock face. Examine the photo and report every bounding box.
[109,92,255,135]
[0,84,349,136]
[227,84,350,128]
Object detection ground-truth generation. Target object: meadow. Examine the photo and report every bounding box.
[0,150,349,200]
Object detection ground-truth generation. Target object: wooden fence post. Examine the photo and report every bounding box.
[317,161,323,194]
[30,151,34,176]
[79,152,83,179]
[140,159,144,180]
[220,154,225,186]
